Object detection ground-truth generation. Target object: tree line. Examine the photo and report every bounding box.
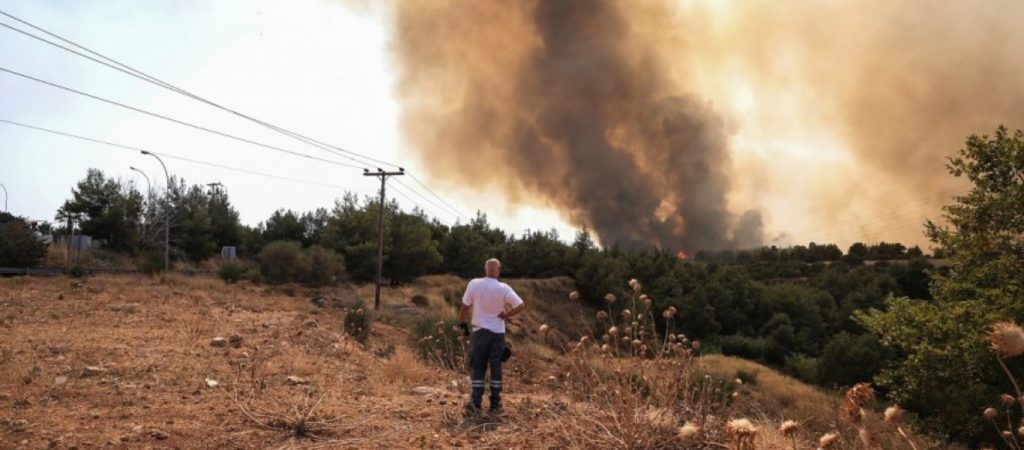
[2,125,1021,446]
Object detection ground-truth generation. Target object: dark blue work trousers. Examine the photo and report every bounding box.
[469,328,505,408]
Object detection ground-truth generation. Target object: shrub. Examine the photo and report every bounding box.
[136,250,165,275]
[0,216,47,268]
[304,245,345,287]
[259,241,306,284]
[410,310,468,371]
[259,241,346,286]
[341,301,372,344]
[218,260,247,284]
[67,265,86,278]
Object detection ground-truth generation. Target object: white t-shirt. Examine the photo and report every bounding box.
[462,277,524,333]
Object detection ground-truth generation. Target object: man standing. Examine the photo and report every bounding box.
[458,258,525,413]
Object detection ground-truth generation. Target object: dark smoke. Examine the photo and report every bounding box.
[390,0,760,251]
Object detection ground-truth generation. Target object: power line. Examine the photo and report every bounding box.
[0,65,366,170]
[394,178,463,221]
[0,9,393,169]
[0,118,372,195]
[406,173,470,221]
[0,9,472,221]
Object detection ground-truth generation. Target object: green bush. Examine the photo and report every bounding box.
[218,260,247,284]
[0,215,47,268]
[136,250,164,275]
[67,265,86,278]
[409,310,468,371]
[341,301,372,344]
[304,245,346,287]
[259,241,306,284]
[259,241,346,286]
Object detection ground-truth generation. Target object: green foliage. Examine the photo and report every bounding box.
[409,310,468,371]
[217,260,247,284]
[341,302,371,344]
[305,245,346,287]
[258,241,346,286]
[858,126,1024,445]
[0,213,47,267]
[259,241,308,284]
[136,250,165,275]
[57,169,143,252]
[815,332,893,388]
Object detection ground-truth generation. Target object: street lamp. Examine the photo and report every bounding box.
[129,166,152,198]
[0,182,7,212]
[130,167,152,238]
[140,151,170,272]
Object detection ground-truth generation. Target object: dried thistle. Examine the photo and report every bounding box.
[604,293,617,304]
[628,279,640,290]
[568,291,579,301]
[884,405,904,423]
[596,311,608,320]
[779,419,800,436]
[539,324,550,335]
[677,421,700,442]
[983,407,998,419]
[818,431,841,449]
[1000,393,1017,407]
[988,321,1024,358]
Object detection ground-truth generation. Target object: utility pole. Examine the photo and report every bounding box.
[141,151,171,272]
[363,167,405,310]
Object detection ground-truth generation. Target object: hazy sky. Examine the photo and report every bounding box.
[3,1,1019,251]
[0,0,572,238]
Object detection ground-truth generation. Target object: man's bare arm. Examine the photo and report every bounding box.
[498,303,525,320]
[460,304,472,323]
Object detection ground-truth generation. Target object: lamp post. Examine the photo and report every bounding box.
[130,167,152,238]
[0,182,7,212]
[140,151,170,272]
[129,167,152,198]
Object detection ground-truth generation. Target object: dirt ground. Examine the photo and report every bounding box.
[0,275,585,449]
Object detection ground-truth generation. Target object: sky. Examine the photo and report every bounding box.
[2,1,1020,251]
[0,0,573,238]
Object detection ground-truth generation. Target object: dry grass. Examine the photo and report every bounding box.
[0,274,961,449]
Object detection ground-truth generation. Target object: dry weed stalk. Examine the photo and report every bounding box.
[232,385,346,440]
[985,321,1024,449]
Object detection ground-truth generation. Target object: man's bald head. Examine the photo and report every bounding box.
[484,258,501,278]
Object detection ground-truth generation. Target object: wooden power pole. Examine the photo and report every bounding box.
[363,167,404,310]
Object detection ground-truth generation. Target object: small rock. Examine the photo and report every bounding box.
[54,375,68,387]
[302,318,318,328]
[149,429,168,440]
[131,425,143,434]
[285,375,309,385]
[82,366,107,377]
[228,335,243,348]
[204,378,219,388]
[210,337,228,348]
[417,408,432,418]
[411,386,442,396]
[8,419,28,432]
[310,296,327,308]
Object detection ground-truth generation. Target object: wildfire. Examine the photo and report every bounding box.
[676,251,689,260]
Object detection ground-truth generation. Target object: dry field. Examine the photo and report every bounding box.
[0,275,949,449]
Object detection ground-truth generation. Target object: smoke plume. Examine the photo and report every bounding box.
[391,0,758,251]
[387,0,1024,250]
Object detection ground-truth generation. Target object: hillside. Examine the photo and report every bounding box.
[0,275,952,449]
